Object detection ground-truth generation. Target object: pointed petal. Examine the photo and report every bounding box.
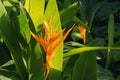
[48,16,52,26]
[49,24,75,56]
[49,29,65,43]
[43,20,49,36]
[30,31,48,52]
[78,25,86,44]
[78,21,88,44]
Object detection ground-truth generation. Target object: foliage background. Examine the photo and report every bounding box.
[0,0,120,80]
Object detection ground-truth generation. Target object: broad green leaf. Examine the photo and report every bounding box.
[95,2,120,21]
[29,42,45,80]
[64,47,120,57]
[62,0,78,9]
[79,0,97,21]
[89,2,104,28]
[0,1,27,79]
[17,14,31,43]
[106,14,114,69]
[91,25,108,38]
[63,55,79,80]
[60,2,79,25]
[87,38,105,46]
[98,64,114,80]
[20,4,46,80]
[72,52,97,80]
[45,0,63,80]
[24,0,45,31]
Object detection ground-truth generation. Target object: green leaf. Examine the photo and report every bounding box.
[63,55,79,80]
[60,2,79,25]
[29,43,45,80]
[72,52,97,80]
[20,6,46,80]
[20,4,46,80]
[79,0,97,21]
[106,14,114,69]
[87,38,105,46]
[108,14,114,47]
[24,0,45,31]
[2,0,13,15]
[98,64,114,80]
[62,0,78,9]
[45,0,63,80]
[0,1,27,79]
[17,14,31,43]
[95,2,120,21]
[64,47,120,57]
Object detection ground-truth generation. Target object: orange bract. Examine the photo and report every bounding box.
[31,19,74,75]
[78,21,88,44]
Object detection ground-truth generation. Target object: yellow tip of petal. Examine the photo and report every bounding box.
[43,20,49,34]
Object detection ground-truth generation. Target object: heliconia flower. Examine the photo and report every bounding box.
[30,19,74,75]
[78,21,88,44]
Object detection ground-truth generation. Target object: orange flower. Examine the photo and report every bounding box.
[78,21,88,44]
[31,19,74,75]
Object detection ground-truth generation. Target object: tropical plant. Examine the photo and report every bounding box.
[0,0,120,80]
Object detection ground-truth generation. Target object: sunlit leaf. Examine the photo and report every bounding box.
[45,0,63,80]
[17,14,31,43]
[24,0,45,31]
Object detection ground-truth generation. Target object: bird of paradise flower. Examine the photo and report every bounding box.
[78,21,88,44]
[30,18,74,75]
